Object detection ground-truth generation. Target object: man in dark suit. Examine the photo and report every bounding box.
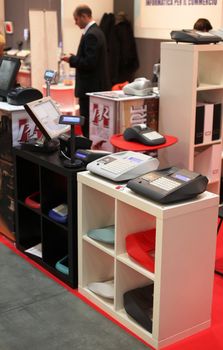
[62,5,111,138]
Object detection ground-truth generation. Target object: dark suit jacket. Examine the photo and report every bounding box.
[69,23,111,98]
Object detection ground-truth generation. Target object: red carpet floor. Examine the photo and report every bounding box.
[1,228,223,350]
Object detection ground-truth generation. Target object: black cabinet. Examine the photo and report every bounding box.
[14,148,85,288]
[0,113,15,240]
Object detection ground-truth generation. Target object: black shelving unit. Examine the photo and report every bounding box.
[14,148,85,288]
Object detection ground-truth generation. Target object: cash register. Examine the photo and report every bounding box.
[127,167,208,204]
[87,151,159,182]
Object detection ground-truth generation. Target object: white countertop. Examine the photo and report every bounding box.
[0,101,25,111]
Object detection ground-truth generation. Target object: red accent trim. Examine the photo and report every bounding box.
[1,233,223,350]
[110,133,178,151]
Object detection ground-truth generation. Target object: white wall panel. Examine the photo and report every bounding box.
[0,0,4,34]
[61,0,114,55]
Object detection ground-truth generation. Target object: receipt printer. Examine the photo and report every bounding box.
[7,87,43,105]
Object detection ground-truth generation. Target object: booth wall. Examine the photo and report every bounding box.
[61,0,114,56]
[4,0,162,83]
[4,0,61,49]
[114,0,162,80]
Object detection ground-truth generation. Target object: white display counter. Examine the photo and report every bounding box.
[77,170,218,349]
[88,90,159,152]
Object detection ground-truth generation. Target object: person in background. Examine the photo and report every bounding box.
[0,32,6,57]
[193,18,213,32]
[61,5,111,138]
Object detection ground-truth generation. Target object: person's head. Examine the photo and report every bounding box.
[73,5,92,29]
[193,18,213,32]
[0,33,5,57]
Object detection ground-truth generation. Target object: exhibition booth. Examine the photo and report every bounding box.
[0,1,223,349]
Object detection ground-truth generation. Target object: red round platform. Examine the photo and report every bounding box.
[110,134,178,151]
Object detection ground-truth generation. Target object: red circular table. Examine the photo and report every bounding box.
[110,134,178,151]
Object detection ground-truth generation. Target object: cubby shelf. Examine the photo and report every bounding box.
[77,171,218,349]
[14,148,85,288]
[159,42,223,196]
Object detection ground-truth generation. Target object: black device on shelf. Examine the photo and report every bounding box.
[58,114,85,168]
[23,96,70,153]
[0,55,21,101]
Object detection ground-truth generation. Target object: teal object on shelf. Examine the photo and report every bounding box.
[55,256,69,275]
[87,225,115,244]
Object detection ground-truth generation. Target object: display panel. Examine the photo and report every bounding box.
[59,115,85,125]
[0,56,21,98]
[24,96,70,140]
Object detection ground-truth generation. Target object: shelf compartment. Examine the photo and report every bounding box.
[42,218,68,270]
[194,144,222,184]
[81,240,114,306]
[115,260,153,332]
[41,168,67,215]
[116,200,156,256]
[16,157,39,202]
[80,185,115,236]
[16,204,41,250]
[198,51,223,87]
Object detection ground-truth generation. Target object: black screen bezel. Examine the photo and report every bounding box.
[0,56,21,98]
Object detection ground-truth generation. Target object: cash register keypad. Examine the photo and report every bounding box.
[101,159,135,174]
[150,177,181,191]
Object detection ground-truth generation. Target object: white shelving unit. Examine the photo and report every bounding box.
[158,42,223,195]
[77,171,218,349]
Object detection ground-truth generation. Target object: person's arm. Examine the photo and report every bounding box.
[69,33,99,71]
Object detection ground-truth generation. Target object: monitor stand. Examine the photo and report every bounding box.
[20,136,59,153]
[63,124,83,168]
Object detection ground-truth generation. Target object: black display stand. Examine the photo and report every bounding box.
[13,147,85,288]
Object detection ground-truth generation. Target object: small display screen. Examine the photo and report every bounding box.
[75,152,87,159]
[62,116,80,123]
[45,71,55,78]
[0,58,20,95]
[172,173,190,182]
[127,156,143,164]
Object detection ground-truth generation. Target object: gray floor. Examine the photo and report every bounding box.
[0,243,151,350]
